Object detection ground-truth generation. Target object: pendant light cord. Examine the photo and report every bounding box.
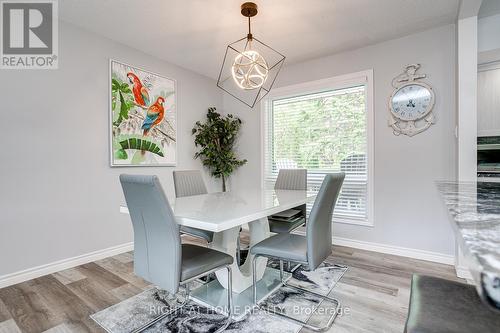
[247,16,252,40]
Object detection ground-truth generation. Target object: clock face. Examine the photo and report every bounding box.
[390,83,433,121]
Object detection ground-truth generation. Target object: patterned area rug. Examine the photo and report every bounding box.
[91,262,347,333]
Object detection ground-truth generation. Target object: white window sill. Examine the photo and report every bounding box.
[333,216,374,227]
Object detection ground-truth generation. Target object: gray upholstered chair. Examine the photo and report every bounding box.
[251,173,345,332]
[173,170,245,264]
[120,174,233,332]
[274,168,308,191]
[269,169,308,234]
[405,275,500,333]
[173,170,214,243]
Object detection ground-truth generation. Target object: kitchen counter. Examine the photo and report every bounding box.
[437,181,500,310]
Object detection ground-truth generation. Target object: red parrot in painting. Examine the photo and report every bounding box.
[142,97,165,136]
[127,72,150,107]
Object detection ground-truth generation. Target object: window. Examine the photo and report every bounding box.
[262,71,373,226]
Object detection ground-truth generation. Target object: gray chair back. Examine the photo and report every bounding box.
[306,173,345,270]
[173,170,208,198]
[120,174,181,294]
[274,169,307,190]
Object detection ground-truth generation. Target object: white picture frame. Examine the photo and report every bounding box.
[109,59,177,167]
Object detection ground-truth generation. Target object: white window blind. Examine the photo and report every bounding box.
[264,81,371,223]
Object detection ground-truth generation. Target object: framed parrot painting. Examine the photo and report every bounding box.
[110,60,177,166]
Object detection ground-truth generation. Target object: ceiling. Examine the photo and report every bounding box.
[59,0,460,79]
[479,0,500,18]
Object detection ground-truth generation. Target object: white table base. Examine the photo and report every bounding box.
[210,217,269,293]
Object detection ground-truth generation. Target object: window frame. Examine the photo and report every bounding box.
[260,70,374,227]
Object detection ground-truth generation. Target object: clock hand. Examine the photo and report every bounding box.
[402,89,413,106]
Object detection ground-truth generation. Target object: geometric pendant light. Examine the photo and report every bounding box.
[217,2,286,108]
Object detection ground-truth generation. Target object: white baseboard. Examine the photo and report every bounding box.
[0,242,134,289]
[331,236,455,265]
[291,230,455,265]
[0,235,457,289]
[455,265,473,280]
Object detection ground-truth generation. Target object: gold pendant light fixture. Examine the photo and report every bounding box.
[217,2,285,108]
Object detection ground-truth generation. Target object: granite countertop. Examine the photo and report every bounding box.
[437,181,500,310]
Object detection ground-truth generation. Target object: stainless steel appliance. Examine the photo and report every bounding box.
[477,136,500,179]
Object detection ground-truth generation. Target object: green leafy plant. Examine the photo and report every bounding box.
[192,107,247,192]
[111,78,134,126]
[118,136,165,157]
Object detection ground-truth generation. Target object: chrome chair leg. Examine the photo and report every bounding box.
[214,266,233,333]
[264,298,340,332]
[253,255,341,332]
[279,260,284,282]
[227,266,233,317]
[236,235,241,265]
[132,265,233,333]
[252,255,258,304]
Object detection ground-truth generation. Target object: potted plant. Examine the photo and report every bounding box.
[192,107,247,192]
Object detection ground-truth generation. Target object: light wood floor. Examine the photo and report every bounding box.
[0,236,463,333]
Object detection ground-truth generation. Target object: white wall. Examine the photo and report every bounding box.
[455,15,479,278]
[0,22,222,277]
[458,16,478,182]
[226,24,457,256]
[478,14,500,52]
[477,14,500,65]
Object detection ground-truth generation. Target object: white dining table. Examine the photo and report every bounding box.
[120,188,315,317]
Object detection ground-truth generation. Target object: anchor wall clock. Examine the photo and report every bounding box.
[388,64,435,136]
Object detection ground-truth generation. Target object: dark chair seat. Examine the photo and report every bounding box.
[405,275,500,333]
[269,217,305,233]
[180,226,214,243]
[250,233,307,263]
[181,244,233,281]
